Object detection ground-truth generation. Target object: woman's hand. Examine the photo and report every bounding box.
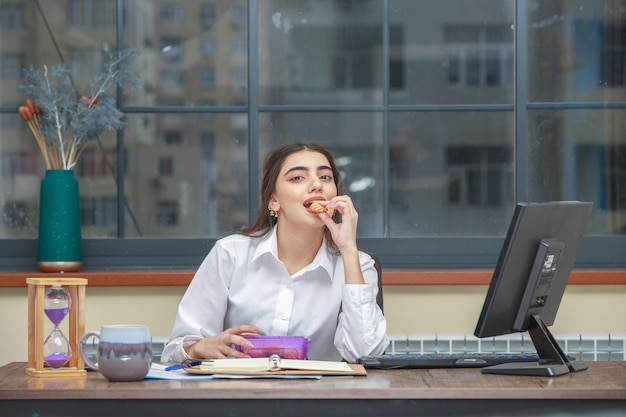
[318,196,365,285]
[319,195,358,254]
[185,325,260,359]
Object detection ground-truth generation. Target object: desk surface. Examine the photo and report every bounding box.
[1,361,626,416]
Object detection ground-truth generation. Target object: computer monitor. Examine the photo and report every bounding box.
[474,201,593,377]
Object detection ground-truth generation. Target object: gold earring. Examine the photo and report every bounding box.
[268,208,277,218]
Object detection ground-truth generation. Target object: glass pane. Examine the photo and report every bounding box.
[389,111,514,236]
[528,109,626,235]
[75,133,117,238]
[389,0,514,105]
[0,0,120,238]
[528,0,626,102]
[258,0,384,106]
[122,113,248,238]
[258,112,383,237]
[124,0,248,106]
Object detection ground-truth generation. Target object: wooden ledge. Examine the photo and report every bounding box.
[0,269,625,288]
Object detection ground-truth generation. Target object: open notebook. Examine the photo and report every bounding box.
[184,355,366,376]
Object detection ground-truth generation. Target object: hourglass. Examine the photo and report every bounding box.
[26,277,87,377]
[43,285,71,368]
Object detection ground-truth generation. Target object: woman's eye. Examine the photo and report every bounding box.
[320,175,333,181]
[289,175,304,181]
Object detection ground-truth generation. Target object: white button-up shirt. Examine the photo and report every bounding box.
[161,226,389,363]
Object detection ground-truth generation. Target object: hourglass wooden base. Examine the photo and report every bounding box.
[26,277,88,377]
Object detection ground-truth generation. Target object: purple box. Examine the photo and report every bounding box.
[235,336,311,359]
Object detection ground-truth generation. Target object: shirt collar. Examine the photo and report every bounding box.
[251,225,335,281]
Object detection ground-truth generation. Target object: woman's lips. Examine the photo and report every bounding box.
[303,197,325,208]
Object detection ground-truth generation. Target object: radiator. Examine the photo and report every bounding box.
[386,332,626,361]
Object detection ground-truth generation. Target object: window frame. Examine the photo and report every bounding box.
[0,0,624,273]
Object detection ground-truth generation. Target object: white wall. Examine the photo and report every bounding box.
[1,285,625,364]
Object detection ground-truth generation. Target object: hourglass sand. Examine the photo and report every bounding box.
[26,277,87,377]
[43,286,72,368]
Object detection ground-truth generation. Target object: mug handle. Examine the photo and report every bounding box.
[80,331,100,371]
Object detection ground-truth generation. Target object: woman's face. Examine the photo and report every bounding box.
[270,150,338,227]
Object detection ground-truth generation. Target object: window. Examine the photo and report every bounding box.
[230,4,246,30]
[231,36,247,55]
[161,69,185,86]
[200,4,216,29]
[74,148,115,179]
[199,68,215,87]
[67,0,117,27]
[200,36,215,57]
[164,132,183,145]
[201,132,215,155]
[1,151,39,177]
[1,54,24,79]
[230,68,246,89]
[0,4,25,29]
[158,156,174,176]
[156,201,178,226]
[444,24,513,87]
[446,146,512,207]
[161,37,184,62]
[0,0,623,271]
[0,112,22,130]
[81,197,117,229]
[160,4,184,22]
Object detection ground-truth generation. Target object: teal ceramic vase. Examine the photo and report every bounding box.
[37,170,83,272]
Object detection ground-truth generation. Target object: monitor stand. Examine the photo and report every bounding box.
[481,314,588,377]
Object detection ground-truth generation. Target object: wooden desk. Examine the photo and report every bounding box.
[1,362,625,416]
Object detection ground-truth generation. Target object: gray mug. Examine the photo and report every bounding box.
[80,324,152,382]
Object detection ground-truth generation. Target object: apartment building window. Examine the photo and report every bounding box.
[67,0,116,27]
[81,197,117,228]
[446,146,512,207]
[161,38,184,62]
[0,4,25,29]
[158,156,174,176]
[199,68,215,87]
[230,68,246,89]
[200,4,216,29]
[444,24,513,87]
[0,112,22,130]
[201,133,215,155]
[1,151,39,178]
[230,4,246,30]
[200,36,215,56]
[1,53,23,79]
[74,148,115,178]
[156,201,179,226]
[160,4,184,22]
[161,69,185,86]
[231,36,247,55]
[164,132,183,145]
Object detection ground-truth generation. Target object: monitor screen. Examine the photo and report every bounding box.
[474,201,593,376]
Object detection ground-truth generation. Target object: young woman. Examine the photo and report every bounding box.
[161,142,388,364]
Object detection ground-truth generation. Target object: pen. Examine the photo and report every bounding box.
[165,361,202,371]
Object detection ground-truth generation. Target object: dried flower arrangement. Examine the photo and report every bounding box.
[18,48,139,170]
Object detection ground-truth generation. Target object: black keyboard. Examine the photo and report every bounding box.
[358,352,540,369]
